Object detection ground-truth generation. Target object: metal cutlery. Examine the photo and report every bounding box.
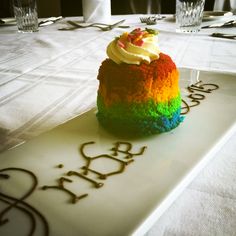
[211,33,236,40]
[101,19,127,31]
[38,16,63,27]
[202,20,236,29]
[140,16,157,25]
[59,19,129,31]
[140,15,165,25]
[0,18,16,26]
[61,20,96,30]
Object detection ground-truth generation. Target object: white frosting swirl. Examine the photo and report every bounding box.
[107,30,160,65]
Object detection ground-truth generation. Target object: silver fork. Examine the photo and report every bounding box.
[59,21,106,30]
[202,20,236,29]
[59,19,128,31]
[39,16,63,27]
[140,15,165,25]
[211,33,236,40]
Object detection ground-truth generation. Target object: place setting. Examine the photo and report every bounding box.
[58,19,130,31]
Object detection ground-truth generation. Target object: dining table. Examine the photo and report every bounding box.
[0,13,236,236]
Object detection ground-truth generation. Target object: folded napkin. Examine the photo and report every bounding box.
[82,0,111,23]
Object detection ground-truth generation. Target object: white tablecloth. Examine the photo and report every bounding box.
[0,14,236,235]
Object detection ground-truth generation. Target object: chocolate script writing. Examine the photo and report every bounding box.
[0,167,49,236]
[42,141,147,204]
[0,142,146,235]
[181,80,219,115]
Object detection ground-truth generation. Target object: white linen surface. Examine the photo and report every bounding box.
[146,132,236,236]
[0,15,236,236]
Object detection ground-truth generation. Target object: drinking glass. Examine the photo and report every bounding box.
[176,0,205,33]
[13,0,38,33]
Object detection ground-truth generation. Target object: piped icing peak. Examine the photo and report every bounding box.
[107,28,160,65]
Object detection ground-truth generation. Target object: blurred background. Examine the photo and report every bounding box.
[0,0,224,18]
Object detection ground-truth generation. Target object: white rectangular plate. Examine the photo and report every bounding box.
[0,69,236,236]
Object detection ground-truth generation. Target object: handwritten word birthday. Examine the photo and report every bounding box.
[42,141,147,204]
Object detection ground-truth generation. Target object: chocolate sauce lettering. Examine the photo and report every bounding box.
[42,177,88,204]
[199,82,219,91]
[81,166,107,180]
[56,164,64,169]
[0,174,9,179]
[181,80,219,115]
[80,142,134,179]
[0,167,49,236]
[189,93,205,100]
[67,171,104,188]
[111,141,147,159]
[42,142,147,204]
[1,143,146,234]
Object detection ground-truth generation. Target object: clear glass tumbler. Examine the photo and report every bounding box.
[13,0,38,33]
[176,0,205,33]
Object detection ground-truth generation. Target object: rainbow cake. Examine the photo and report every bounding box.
[96,28,183,135]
